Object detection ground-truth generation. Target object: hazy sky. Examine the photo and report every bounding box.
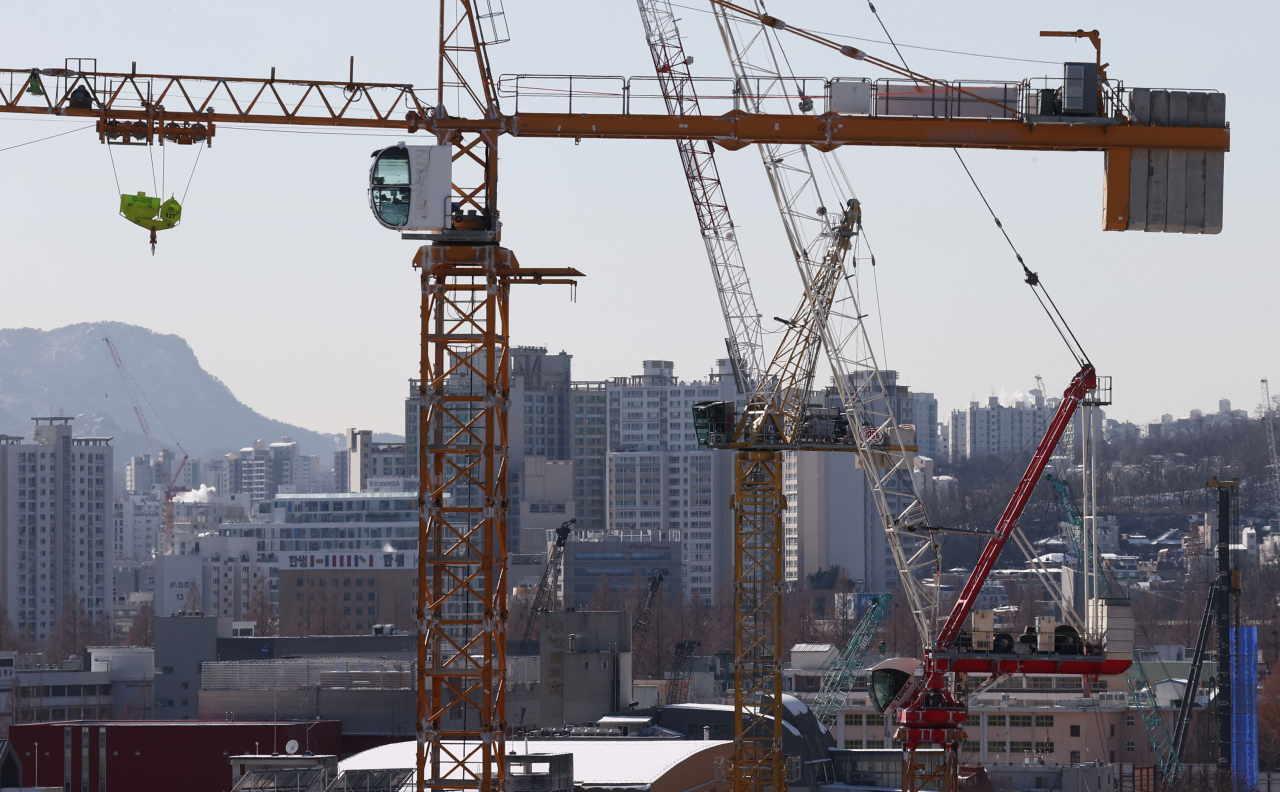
[2,1,1275,436]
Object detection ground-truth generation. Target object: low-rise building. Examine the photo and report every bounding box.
[7,720,342,792]
[277,552,416,636]
[560,534,682,611]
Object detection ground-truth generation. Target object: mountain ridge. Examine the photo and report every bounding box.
[0,321,380,467]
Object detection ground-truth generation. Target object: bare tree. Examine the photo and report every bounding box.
[181,577,203,615]
[296,584,346,637]
[48,596,106,663]
[245,577,278,637]
[124,602,155,647]
[881,593,923,659]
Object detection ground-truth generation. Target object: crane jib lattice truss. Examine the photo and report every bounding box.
[812,593,892,727]
[0,5,1233,792]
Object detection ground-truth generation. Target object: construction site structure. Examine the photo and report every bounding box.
[811,593,891,727]
[0,5,1232,792]
[104,337,189,555]
[1262,379,1280,516]
[666,639,702,705]
[1206,478,1246,776]
[630,567,669,661]
[892,367,1136,792]
[518,518,575,644]
[1148,478,1253,787]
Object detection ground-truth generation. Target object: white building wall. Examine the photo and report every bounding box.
[604,361,737,604]
[117,495,162,562]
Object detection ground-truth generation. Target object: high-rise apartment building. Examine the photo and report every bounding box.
[512,347,572,459]
[910,391,942,460]
[0,417,114,643]
[782,369,932,589]
[125,454,154,494]
[405,379,421,483]
[508,347,572,550]
[782,452,896,591]
[338,429,408,493]
[125,450,200,495]
[115,496,162,562]
[601,360,738,603]
[570,381,608,532]
[948,387,1102,462]
[224,438,318,502]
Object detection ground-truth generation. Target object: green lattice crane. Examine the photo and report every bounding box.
[812,593,892,727]
[1126,651,1180,780]
[1047,473,1116,598]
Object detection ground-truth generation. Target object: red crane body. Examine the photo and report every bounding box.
[898,365,1117,749]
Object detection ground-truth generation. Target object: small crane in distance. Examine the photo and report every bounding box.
[104,337,189,555]
[519,518,576,644]
[631,567,669,663]
[812,593,892,727]
[1262,379,1280,517]
[666,639,702,705]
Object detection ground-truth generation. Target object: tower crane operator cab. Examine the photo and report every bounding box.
[368,143,453,231]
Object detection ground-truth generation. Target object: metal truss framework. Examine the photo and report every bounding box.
[811,593,891,727]
[903,747,959,792]
[417,245,509,792]
[733,451,785,792]
[711,0,939,656]
[415,243,579,792]
[416,6,513,792]
[636,0,766,393]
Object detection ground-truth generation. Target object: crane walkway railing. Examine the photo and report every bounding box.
[497,73,1203,123]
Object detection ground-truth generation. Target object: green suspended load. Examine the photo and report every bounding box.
[119,192,182,253]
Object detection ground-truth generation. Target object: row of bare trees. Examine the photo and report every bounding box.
[534,566,928,680]
[0,598,156,658]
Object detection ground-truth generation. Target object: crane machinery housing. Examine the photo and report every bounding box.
[0,5,1232,792]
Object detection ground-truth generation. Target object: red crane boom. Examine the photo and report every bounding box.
[897,364,1126,791]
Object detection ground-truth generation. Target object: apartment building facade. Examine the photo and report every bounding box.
[0,418,113,643]
[602,360,738,604]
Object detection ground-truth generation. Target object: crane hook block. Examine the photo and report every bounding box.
[119,192,182,254]
[119,192,182,234]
